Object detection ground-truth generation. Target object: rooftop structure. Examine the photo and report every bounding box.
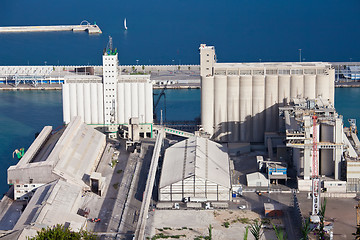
[200,44,335,143]
[7,116,106,200]
[159,136,231,202]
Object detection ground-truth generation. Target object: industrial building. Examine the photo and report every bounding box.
[7,116,106,200]
[62,49,153,138]
[7,179,87,240]
[279,98,360,192]
[200,44,335,143]
[158,136,231,202]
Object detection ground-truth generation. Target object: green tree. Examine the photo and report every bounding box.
[300,217,311,240]
[273,224,287,240]
[28,224,97,240]
[249,220,263,240]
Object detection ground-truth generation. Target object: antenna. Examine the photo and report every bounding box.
[106,36,113,53]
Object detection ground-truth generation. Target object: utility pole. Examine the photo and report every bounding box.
[299,49,302,62]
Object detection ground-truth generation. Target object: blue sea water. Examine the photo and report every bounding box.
[0,0,359,66]
[0,0,360,194]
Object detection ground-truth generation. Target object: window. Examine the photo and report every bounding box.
[16,185,20,187]
[24,185,28,187]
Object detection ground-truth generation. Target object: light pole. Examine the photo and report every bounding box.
[172,59,175,74]
[136,59,139,65]
[298,49,302,62]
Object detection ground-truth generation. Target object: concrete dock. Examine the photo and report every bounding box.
[0,24,102,34]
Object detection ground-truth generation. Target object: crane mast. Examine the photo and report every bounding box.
[311,115,321,219]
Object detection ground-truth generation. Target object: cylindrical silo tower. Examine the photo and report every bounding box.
[69,83,78,121]
[328,68,335,104]
[138,83,146,123]
[227,75,240,142]
[290,75,304,99]
[239,75,252,142]
[201,76,215,136]
[62,84,70,124]
[316,75,330,100]
[76,83,84,122]
[304,75,316,99]
[131,82,139,118]
[214,75,227,141]
[252,75,265,142]
[265,75,278,132]
[97,83,104,124]
[145,82,153,123]
[117,83,125,124]
[124,82,131,124]
[84,83,91,124]
[278,75,291,106]
[90,83,98,124]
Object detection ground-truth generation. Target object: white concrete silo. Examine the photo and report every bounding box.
[252,75,265,142]
[304,75,316,99]
[69,83,78,121]
[62,84,70,124]
[265,75,278,132]
[124,82,131,124]
[97,83,104,124]
[90,83,98,124]
[201,76,215,136]
[84,83,91,124]
[316,75,330,100]
[290,75,304,99]
[117,83,125,124]
[239,75,252,142]
[138,83,146,123]
[76,83,84,122]
[278,75,291,106]
[145,82,153,123]
[227,75,240,142]
[131,83,139,118]
[214,75,227,141]
[329,68,335,103]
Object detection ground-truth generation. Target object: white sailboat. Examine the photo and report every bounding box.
[124,18,127,30]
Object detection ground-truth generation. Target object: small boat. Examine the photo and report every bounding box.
[124,18,127,30]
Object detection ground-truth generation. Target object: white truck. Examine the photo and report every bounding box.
[183,197,207,203]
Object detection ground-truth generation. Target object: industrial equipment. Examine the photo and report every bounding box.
[311,115,321,224]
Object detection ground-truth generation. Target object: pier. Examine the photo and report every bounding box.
[0,21,102,34]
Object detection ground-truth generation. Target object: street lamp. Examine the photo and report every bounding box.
[298,49,302,62]
[136,59,139,65]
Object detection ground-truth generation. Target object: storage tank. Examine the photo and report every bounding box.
[304,75,316,99]
[124,82,131,124]
[69,83,78,121]
[239,75,252,142]
[76,83,84,122]
[62,84,70,124]
[278,75,290,106]
[252,75,265,142]
[131,82,139,118]
[97,83,104,124]
[90,83,98,124]
[227,75,240,142]
[145,82,153,123]
[316,75,330,100]
[320,149,334,176]
[328,68,335,103]
[138,83,146,123]
[117,83,125,124]
[201,76,214,136]
[265,75,278,132]
[290,75,304,99]
[214,75,227,141]
[84,83,91,124]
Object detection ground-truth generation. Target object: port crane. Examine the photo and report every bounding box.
[311,115,321,223]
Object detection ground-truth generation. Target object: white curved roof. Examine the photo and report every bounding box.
[159,136,230,189]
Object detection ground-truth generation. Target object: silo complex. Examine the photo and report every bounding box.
[62,51,153,138]
[200,44,335,143]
